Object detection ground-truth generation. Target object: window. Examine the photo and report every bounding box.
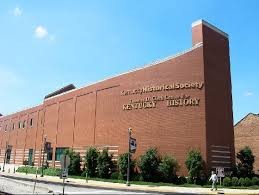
[30,118,33,127]
[12,123,15,130]
[22,120,26,129]
[5,125,7,132]
[47,148,53,161]
[55,147,68,161]
[18,121,22,129]
[6,145,12,164]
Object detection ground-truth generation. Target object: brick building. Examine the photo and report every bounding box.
[234,113,259,174]
[0,20,235,175]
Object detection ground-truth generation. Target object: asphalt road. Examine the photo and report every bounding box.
[0,177,147,195]
[0,176,196,195]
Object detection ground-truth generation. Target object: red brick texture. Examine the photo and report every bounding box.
[234,113,259,174]
[0,20,235,175]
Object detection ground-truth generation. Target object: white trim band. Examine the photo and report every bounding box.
[212,155,231,159]
[211,145,230,149]
[211,160,231,164]
[211,150,231,154]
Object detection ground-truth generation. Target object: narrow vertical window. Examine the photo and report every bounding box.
[30,118,33,127]
[23,120,26,129]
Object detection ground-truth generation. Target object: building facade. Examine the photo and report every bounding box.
[235,113,259,174]
[0,20,235,175]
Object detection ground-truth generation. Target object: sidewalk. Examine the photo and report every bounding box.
[1,171,259,195]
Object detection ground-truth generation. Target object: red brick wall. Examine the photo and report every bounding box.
[74,92,96,147]
[0,20,235,175]
[203,24,235,171]
[235,114,259,174]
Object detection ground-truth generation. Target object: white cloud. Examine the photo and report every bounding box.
[35,25,48,39]
[244,91,253,97]
[10,6,23,17]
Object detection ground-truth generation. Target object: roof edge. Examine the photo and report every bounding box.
[192,19,229,38]
[234,112,259,127]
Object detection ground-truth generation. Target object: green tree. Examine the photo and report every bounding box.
[118,153,135,180]
[85,147,99,177]
[97,148,113,178]
[185,149,204,184]
[158,155,179,183]
[63,149,82,176]
[138,147,161,182]
[236,146,255,178]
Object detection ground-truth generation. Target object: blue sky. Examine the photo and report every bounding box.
[0,1,258,123]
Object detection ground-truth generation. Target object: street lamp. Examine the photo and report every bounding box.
[41,135,47,177]
[126,127,132,186]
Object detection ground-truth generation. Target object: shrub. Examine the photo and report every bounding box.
[196,172,207,186]
[238,177,245,186]
[110,171,119,180]
[97,148,113,178]
[64,149,82,176]
[187,177,193,184]
[43,167,61,176]
[81,170,87,177]
[223,177,232,186]
[176,176,187,185]
[132,173,141,181]
[138,147,161,182]
[236,146,255,178]
[252,177,259,185]
[17,166,36,174]
[244,177,252,186]
[158,155,179,183]
[185,149,204,184]
[231,177,239,186]
[85,147,99,177]
[118,153,135,180]
[16,166,61,176]
[23,160,28,166]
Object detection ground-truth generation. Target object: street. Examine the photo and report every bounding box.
[0,176,146,194]
[0,176,195,195]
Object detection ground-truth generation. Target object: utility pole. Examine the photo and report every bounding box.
[126,127,132,186]
[41,135,47,177]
